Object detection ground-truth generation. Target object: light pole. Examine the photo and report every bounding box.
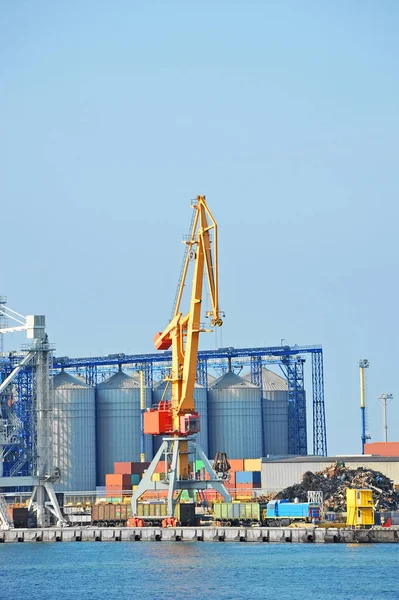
[359,359,370,454]
[378,393,393,443]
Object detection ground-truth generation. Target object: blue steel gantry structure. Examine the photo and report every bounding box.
[53,344,327,456]
[0,344,327,479]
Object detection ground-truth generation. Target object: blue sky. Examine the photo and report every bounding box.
[1,1,398,455]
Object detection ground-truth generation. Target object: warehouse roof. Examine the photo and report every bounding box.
[262,455,399,463]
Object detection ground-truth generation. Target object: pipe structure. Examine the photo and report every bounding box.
[359,359,370,454]
[139,370,146,462]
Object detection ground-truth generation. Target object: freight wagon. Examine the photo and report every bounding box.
[91,503,133,526]
[213,500,321,526]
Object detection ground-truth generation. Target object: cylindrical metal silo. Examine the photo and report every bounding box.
[53,371,96,492]
[208,371,263,459]
[152,380,209,456]
[259,368,289,456]
[96,370,152,485]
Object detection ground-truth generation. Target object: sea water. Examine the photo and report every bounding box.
[0,542,398,599]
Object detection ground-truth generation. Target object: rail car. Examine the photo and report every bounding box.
[213,500,321,526]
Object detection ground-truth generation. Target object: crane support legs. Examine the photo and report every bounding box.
[131,436,231,517]
[29,481,66,527]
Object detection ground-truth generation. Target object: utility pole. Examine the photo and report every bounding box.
[359,359,370,454]
[378,393,393,443]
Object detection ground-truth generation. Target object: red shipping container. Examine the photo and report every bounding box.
[364,442,399,457]
[114,462,134,475]
[105,474,131,489]
[228,459,244,472]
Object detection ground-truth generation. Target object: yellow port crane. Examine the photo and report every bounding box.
[131,196,231,516]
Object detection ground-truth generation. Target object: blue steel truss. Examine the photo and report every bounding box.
[312,352,327,456]
[0,359,34,477]
[53,344,327,456]
[280,358,307,455]
[0,345,327,471]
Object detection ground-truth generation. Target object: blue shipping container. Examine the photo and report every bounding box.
[236,471,252,484]
[236,471,261,484]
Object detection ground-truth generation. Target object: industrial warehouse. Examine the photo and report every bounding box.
[0,197,397,541]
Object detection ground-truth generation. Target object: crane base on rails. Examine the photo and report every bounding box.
[131,436,232,517]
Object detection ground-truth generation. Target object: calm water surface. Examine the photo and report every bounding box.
[0,542,398,600]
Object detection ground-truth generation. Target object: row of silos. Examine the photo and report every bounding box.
[51,367,290,492]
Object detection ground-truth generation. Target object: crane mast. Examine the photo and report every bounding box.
[132,196,231,515]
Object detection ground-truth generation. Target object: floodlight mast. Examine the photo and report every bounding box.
[378,393,393,443]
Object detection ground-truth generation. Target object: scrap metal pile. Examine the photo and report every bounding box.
[274,462,399,512]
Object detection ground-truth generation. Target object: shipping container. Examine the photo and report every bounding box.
[105,473,131,489]
[10,507,29,528]
[114,462,135,475]
[228,459,244,472]
[244,458,262,472]
[131,474,141,486]
[364,442,399,457]
[174,503,196,525]
[154,461,167,474]
[236,471,261,485]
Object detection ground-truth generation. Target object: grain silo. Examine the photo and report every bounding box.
[208,371,263,459]
[96,369,153,485]
[52,371,96,492]
[245,368,289,456]
[152,379,209,456]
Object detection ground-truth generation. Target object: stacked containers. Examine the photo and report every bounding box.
[208,371,263,459]
[152,379,209,456]
[53,371,96,492]
[246,368,289,456]
[105,473,131,499]
[96,370,153,485]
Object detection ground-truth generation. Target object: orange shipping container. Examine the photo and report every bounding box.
[228,459,244,472]
[154,461,168,474]
[114,462,134,475]
[364,442,399,457]
[235,482,261,490]
[228,472,236,485]
[106,474,131,489]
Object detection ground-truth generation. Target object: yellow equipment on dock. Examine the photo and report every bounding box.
[346,489,374,527]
